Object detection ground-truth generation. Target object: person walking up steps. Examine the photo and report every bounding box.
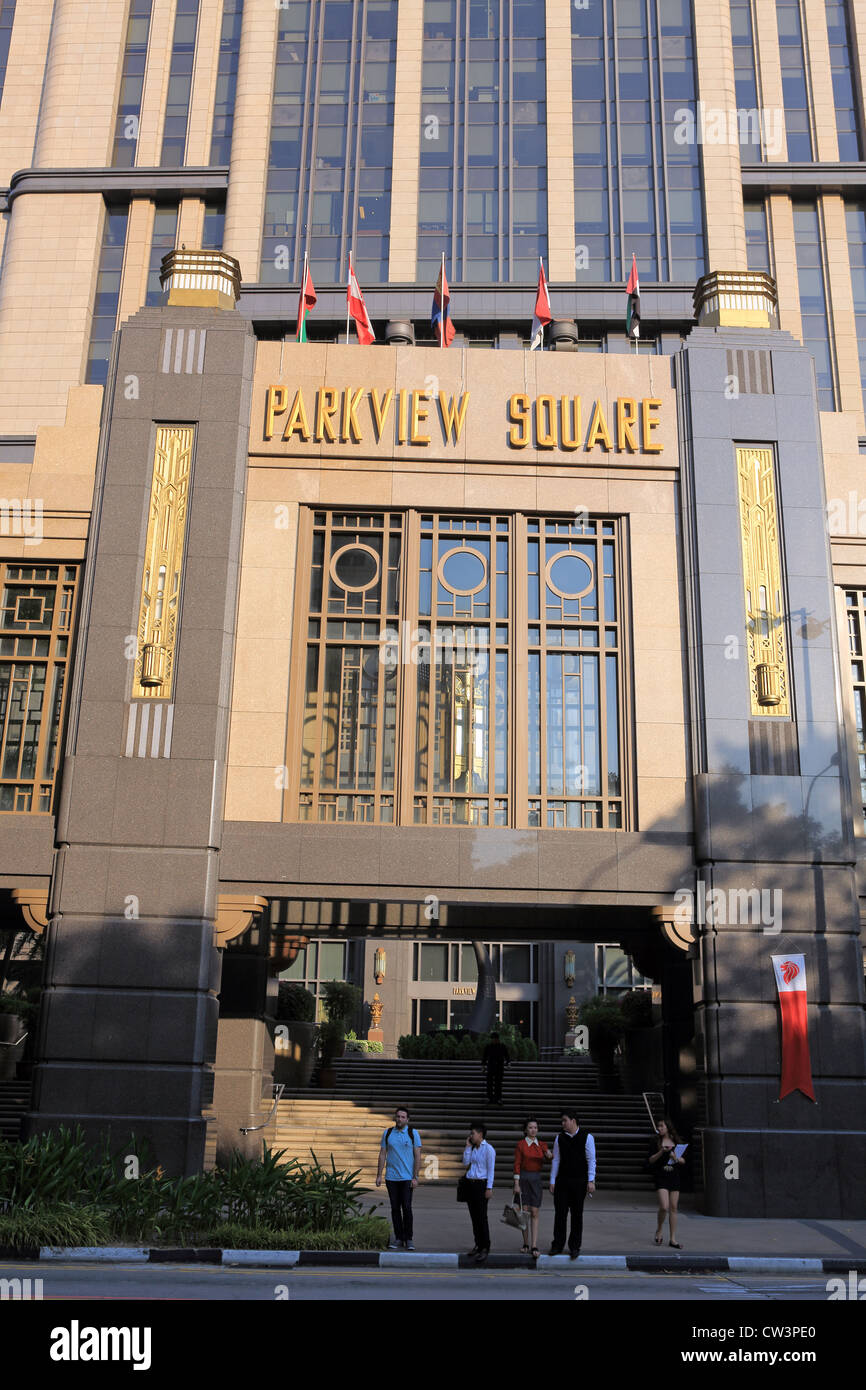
[482,1031,510,1104]
[376,1106,422,1250]
[548,1109,596,1259]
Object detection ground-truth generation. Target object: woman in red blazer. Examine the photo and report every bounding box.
[513,1117,551,1259]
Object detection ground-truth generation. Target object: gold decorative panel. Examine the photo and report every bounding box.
[736,446,790,717]
[132,425,194,700]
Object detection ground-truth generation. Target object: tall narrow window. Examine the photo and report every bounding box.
[292,510,628,829]
[730,0,764,163]
[826,0,861,160]
[572,0,704,285]
[845,204,866,413]
[0,564,79,814]
[145,205,179,305]
[160,0,200,166]
[111,0,154,168]
[777,0,813,161]
[202,199,225,249]
[209,0,244,165]
[418,0,548,284]
[744,200,771,272]
[0,0,17,112]
[794,203,836,409]
[85,206,129,386]
[260,0,397,287]
[845,590,866,827]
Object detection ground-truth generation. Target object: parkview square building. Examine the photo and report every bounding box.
[0,0,864,1217]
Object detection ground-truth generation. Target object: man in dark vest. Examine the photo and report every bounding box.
[548,1108,596,1257]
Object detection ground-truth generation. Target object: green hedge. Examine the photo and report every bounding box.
[397,1026,538,1061]
[200,1216,389,1251]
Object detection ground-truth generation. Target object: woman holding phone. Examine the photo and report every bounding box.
[648,1116,686,1248]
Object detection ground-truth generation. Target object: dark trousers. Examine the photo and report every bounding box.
[385,1180,414,1242]
[466,1179,490,1251]
[553,1182,586,1254]
[486,1065,504,1102]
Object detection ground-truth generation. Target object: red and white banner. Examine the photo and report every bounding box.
[771,954,815,1101]
[347,254,375,345]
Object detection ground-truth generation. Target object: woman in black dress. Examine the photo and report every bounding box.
[648,1117,686,1248]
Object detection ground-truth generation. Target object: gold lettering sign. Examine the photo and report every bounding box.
[263,385,662,454]
[737,446,790,717]
[132,425,194,700]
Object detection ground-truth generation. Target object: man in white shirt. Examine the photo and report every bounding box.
[548,1108,596,1258]
[462,1121,495,1262]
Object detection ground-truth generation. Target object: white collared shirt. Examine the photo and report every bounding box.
[463,1139,496,1188]
[550,1128,596,1183]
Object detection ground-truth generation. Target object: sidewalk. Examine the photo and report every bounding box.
[363,1185,866,1261]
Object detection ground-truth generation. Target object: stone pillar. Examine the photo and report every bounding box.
[388,0,423,282]
[33,0,127,167]
[544,0,575,282]
[29,252,257,1174]
[675,290,866,1216]
[223,1,279,283]
[692,0,747,270]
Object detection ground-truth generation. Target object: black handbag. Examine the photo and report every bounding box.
[456,1175,471,1203]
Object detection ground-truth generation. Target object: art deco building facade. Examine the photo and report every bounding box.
[0,0,864,1217]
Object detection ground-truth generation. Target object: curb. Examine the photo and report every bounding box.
[7,1248,866,1272]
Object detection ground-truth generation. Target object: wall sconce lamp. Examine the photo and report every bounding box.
[374,947,386,985]
[564,950,576,988]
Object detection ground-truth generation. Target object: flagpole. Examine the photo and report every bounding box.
[299,249,308,343]
[346,251,351,346]
[440,252,445,349]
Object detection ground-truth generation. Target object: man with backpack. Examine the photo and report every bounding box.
[376,1106,422,1250]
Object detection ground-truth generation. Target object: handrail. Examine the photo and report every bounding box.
[0,1031,27,1048]
[239,1083,285,1135]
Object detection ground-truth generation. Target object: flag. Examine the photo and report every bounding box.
[432,259,456,347]
[530,258,552,351]
[347,254,375,345]
[296,259,316,343]
[626,253,640,339]
[771,954,815,1102]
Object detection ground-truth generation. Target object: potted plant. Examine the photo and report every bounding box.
[577,994,625,1093]
[317,981,362,1086]
[273,983,318,1088]
[620,988,663,1094]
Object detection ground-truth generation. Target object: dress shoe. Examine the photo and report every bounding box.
[548,1245,563,1256]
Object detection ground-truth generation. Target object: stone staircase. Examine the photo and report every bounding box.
[272,1059,671,1190]
[0,1080,29,1142]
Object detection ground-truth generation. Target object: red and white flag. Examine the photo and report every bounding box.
[771,954,815,1101]
[347,254,375,345]
[530,257,552,350]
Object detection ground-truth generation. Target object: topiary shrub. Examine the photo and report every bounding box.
[457,1033,479,1060]
[276,982,316,1023]
[620,988,652,1029]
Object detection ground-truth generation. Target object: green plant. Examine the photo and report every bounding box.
[319,980,362,1027]
[620,988,652,1029]
[457,1034,479,1060]
[577,994,625,1050]
[276,982,316,1023]
[197,1215,389,1251]
[318,1018,345,1066]
[0,992,35,1020]
[0,1202,112,1252]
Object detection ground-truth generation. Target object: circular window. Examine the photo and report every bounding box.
[437,546,488,596]
[546,551,594,600]
[330,544,380,592]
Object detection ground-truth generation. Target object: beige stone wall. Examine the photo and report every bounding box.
[693,0,746,270]
[768,195,802,341]
[544,0,575,282]
[0,194,107,434]
[802,0,839,161]
[117,200,156,326]
[185,0,224,166]
[223,0,278,283]
[822,194,864,426]
[177,197,206,250]
[0,0,54,185]
[136,0,177,166]
[753,0,788,163]
[388,0,423,282]
[0,386,100,561]
[225,343,687,830]
[34,0,128,167]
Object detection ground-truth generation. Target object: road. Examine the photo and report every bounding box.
[0,1261,840,1301]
